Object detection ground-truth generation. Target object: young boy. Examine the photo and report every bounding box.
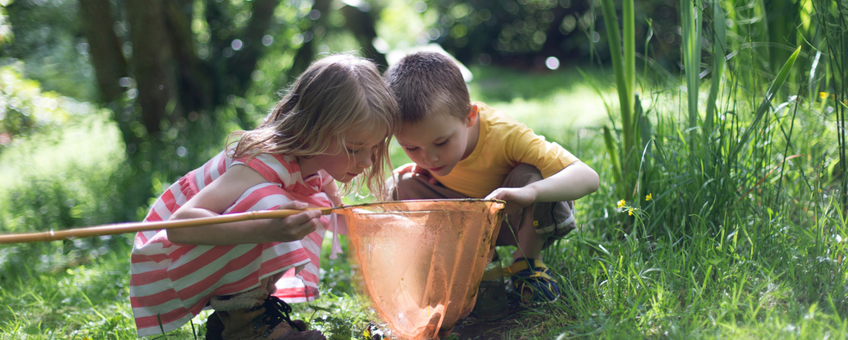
[385,52,599,304]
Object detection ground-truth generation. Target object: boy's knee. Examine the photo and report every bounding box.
[499,164,577,244]
[387,173,434,200]
[503,164,543,188]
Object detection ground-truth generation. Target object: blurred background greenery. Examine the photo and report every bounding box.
[0,0,628,258]
[1,0,847,338]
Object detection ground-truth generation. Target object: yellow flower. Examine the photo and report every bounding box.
[617,199,625,208]
[628,209,635,216]
[645,193,653,201]
[820,92,828,99]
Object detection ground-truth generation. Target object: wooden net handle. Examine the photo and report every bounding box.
[0,207,336,244]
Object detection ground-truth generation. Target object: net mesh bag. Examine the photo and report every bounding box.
[338,199,506,340]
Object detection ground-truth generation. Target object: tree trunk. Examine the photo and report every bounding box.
[164,0,213,115]
[126,0,180,136]
[78,0,127,104]
[342,3,388,70]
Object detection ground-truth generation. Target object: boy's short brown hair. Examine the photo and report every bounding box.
[384,51,470,123]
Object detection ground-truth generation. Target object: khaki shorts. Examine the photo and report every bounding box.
[387,164,577,247]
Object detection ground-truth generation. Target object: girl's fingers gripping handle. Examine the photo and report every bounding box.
[249,207,336,220]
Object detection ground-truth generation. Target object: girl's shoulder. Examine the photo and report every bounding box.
[230,153,298,185]
[232,152,328,196]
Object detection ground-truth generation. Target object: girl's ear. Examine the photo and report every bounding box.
[465,104,478,127]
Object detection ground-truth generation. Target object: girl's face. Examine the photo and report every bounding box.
[306,127,386,183]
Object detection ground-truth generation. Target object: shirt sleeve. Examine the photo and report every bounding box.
[230,153,286,186]
[506,126,579,178]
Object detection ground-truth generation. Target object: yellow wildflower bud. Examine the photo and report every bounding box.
[645,193,652,201]
[617,199,625,208]
[820,92,828,99]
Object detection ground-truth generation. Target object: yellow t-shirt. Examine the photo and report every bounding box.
[432,102,579,198]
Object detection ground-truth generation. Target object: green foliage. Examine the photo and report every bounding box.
[423,0,595,63]
[0,1,12,46]
[0,63,74,151]
[0,0,95,101]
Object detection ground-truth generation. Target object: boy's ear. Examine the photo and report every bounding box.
[465,104,478,127]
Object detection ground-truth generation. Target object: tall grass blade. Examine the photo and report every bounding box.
[600,0,636,199]
[623,0,635,115]
[730,46,802,161]
[681,0,703,142]
[705,0,727,137]
[603,126,624,198]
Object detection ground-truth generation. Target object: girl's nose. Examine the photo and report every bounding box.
[357,150,374,168]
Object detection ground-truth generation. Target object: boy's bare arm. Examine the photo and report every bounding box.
[485,161,599,215]
[168,165,323,245]
[393,162,439,184]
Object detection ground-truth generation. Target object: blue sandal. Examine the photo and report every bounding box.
[503,258,560,304]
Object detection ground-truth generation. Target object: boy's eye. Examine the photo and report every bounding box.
[435,139,449,146]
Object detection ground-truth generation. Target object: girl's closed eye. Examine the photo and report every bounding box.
[405,146,419,152]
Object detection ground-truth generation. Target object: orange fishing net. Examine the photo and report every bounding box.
[338,199,506,340]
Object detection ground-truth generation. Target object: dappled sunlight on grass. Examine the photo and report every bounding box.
[0,110,123,195]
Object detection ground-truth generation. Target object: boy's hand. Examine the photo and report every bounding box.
[485,187,536,215]
[394,163,439,185]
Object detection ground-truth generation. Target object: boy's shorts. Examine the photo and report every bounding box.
[387,164,577,246]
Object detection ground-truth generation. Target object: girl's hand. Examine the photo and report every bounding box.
[485,187,536,215]
[267,201,323,242]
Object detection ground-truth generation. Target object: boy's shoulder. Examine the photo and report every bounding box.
[475,101,530,130]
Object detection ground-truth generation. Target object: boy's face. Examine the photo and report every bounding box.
[396,106,477,177]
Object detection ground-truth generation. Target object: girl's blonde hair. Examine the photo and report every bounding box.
[229,54,400,200]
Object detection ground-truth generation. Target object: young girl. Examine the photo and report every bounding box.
[129,55,399,340]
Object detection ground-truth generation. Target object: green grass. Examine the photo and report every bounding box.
[2,61,848,340]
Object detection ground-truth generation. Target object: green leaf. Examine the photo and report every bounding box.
[681,0,703,141]
[705,0,727,136]
[600,0,634,156]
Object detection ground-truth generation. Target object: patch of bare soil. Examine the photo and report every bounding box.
[449,299,529,340]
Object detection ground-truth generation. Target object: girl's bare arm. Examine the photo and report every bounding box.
[167,165,323,245]
[322,180,344,207]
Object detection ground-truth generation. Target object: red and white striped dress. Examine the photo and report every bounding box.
[129,151,337,337]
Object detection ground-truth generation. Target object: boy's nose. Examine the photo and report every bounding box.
[426,149,439,163]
